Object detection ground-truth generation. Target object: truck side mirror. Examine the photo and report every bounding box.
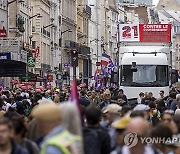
[113,74,118,83]
[131,62,137,72]
[112,67,119,83]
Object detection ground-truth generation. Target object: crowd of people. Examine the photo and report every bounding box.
[0,85,180,154]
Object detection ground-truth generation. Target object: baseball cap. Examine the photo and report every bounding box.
[31,102,61,121]
[103,104,122,114]
[133,104,150,111]
[112,116,131,129]
[55,89,60,93]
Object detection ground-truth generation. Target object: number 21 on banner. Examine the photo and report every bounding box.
[119,24,140,42]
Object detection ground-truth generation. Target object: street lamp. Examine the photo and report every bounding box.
[87,53,91,86]
[90,39,101,65]
[61,29,72,35]
[29,13,43,19]
[60,28,72,68]
[8,0,24,5]
[43,24,56,29]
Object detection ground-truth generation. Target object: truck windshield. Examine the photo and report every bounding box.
[121,65,169,87]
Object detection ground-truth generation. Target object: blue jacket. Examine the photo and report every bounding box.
[100,100,113,109]
[11,139,29,154]
[80,97,90,107]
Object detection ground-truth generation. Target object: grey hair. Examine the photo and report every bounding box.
[176,94,180,101]
[59,101,82,136]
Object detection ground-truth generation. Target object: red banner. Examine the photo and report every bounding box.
[0,29,7,38]
[32,46,40,58]
[47,74,53,82]
[139,24,171,42]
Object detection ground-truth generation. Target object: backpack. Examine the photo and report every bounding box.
[83,128,101,154]
[149,111,160,127]
[24,139,34,154]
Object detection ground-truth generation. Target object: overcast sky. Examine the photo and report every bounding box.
[153,0,160,6]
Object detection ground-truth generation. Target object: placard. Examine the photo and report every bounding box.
[139,24,171,42]
[119,24,140,42]
[118,24,171,43]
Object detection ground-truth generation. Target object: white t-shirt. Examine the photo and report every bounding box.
[121,145,155,154]
[3,101,11,111]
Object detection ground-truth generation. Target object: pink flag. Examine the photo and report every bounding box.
[70,78,81,114]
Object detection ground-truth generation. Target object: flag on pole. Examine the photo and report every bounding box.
[101,65,107,77]
[94,70,98,88]
[70,78,84,154]
[71,78,81,111]
[70,78,85,126]
[101,53,110,66]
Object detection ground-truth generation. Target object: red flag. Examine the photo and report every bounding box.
[70,78,84,125]
[71,78,80,110]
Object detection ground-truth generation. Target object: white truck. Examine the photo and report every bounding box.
[119,42,172,99]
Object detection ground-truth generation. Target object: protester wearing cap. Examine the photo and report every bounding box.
[101,104,122,127]
[101,104,122,150]
[31,102,82,154]
[110,116,131,154]
[133,104,150,120]
[55,89,60,94]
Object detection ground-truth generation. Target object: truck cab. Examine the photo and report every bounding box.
[119,43,170,99]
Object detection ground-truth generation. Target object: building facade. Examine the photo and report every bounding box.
[0,0,8,36]
[116,0,153,5]
[108,0,119,60]
[156,0,180,71]
[77,0,91,85]
[61,0,77,83]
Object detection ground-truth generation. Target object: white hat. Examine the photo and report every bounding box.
[175,109,180,115]
[133,104,150,111]
[103,104,122,114]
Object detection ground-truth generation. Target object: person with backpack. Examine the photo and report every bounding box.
[101,104,122,150]
[83,106,111,154]
[166,92,177,111]
[148,101,161,127]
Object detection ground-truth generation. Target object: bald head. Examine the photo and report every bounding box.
[126,117,149,137]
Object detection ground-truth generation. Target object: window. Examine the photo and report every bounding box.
[32,41,36,49]
[32,26,35,32]
[121,65,169,87]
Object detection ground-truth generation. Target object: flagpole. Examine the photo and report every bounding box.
[117,23,120,88]
[73,66,76,78]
